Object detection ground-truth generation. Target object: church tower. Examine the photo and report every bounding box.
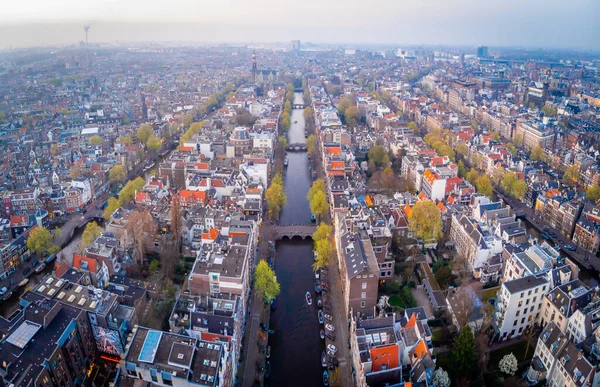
[252,51,257,82]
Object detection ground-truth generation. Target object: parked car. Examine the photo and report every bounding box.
[0,286,7,295]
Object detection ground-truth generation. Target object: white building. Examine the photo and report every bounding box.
[252,133,273,150]
[70,178,92,204]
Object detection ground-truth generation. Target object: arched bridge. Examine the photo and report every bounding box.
[274,225,317,240]
[286,143,307,152]
[292,104,306,109]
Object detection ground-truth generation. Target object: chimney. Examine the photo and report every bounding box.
[577,351,583,360]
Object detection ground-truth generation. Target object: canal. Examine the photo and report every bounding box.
[268,92,323,386]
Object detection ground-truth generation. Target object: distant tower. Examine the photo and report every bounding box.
[251,51,257,82]
[84,25,90,46]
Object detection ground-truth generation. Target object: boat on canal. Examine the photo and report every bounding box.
[34,263,46,273]
[313,251,318,261]
[315,280,322,293]
[311,213,316,222]
[265,361,271,379]
[44,254,57,263]
[18,278,29,287]
[306,292,313,305]
[323,370,329,386]
[321,352,328,367]
[317,295,322,308]
[320,329,325,339]
[266,346,271,359]
[318,309,324,324]
[284,156,289,167]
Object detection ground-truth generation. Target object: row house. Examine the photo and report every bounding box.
[573,204,600,255]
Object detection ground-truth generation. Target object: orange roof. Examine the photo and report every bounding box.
[200,332,232,345]
[330,161,345,170]
[54,263,68,278]
[405,314,417,329]
[365,195,373,207]
[327,170,345,176]
[229,231,247,237]
[546,189,560,198]
[326,147,341,155]
[418,192,427,201]
[195,162,209,170]
[370,344,400,372]
[409,339,430,366]
[437,202,447,212]
[73,254,97,272]
[447,195,456,204]
[180,146,195,152]
[135,191,149,203]
[423,169,439,185]
[202,228,219,241]
[11,215,29,227]
[180,190,206,204]
[403,204,412,219]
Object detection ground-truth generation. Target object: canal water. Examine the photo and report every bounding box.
[268,93,323,386]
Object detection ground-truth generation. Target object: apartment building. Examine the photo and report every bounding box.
[515,118,555,150]
[540,280,593,333]
[450,213,503,273]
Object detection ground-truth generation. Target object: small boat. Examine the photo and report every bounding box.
[311,214,316,222]
[315,270,320,279]
[2,291,13,301]
[541,232,550,239]
[308,165,312,171]
[326,323,335,332]
[320,329,325,339]
[315,281,322,293]
[317,296,322,308]
[324,313,333,321]
[34,263,46,273]
[294,120,298,124]
[323,370,329,386]
[318,309,324,324]
[271,299,277,311]
[18,278,29,287]
[265,361,271,379]
[268,329,275,335]
[306,292,313,305]
[313,251,318,261]
[284,156,289,167]
[321,351,328,367]
[266,346,271,359]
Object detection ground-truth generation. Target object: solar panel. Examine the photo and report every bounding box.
[6,321,41,349]
[139,330,162,363]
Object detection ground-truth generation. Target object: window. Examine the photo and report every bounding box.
[516,310,520,317]
[520,292,524,298]
[361,292,366,299]
[518,301,523,307]
[528,290,532,296]
[521,318,525,324]
[524,308,528,314]
[361,301,366,308]
[543,286,546,291]
[519,327,523,333]
[526,299,530,305]
[535,288,539,294]
[513,320,517,326]
[533,297,537,303]
[362,282,367,289]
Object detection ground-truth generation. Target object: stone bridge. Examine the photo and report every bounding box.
[274,225,317,240]
[286,143,308,152]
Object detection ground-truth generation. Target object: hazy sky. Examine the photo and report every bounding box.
[1,0,599,49]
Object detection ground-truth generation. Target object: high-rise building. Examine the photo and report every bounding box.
[292,40,301,52]
[251,51,257,82]
[477,45,488,58]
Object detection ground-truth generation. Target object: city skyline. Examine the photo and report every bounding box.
[0,0,599,50]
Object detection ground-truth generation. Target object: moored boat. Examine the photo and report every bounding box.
[18,278,29,287]
[311,213,316,222]
[323,370,329,386]
[306,292,313,305]
[284,156,289,167]
[318,309,324,324]
[315,281,322,293]
[266,346,271,359]
[44,254,57,263]
[321,351,328,367]
[320,329,325,340]
[265,361,271,379]
[317,296,322,308]
[34,263,46,273]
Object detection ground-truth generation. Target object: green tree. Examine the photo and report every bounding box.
[438,145,456,161]
[309,189,329,221]
[563,164,578,185]
[456,143,468,157]
[117,135,133,145]
[466,168,480,185]
[278,136,288,153]
[530,145,545,161]
[476,174,493,198]
[313,238,333,270]
[149,260,160,272]
[82,221,103,248]
[586,184,600,202]
[109,165,126,184]
[513,133,523,148]
[89,135,103,145]
[307,179,327,203]
[183,113,193,127]
[506,143,517,156]
[119,177,146,204]
[303,106,313,121]
[541,105,557,117]
[146,135,161,151]
[457,160,467,178]
[450,325,476,377]
[368,145,389,168]
[407,121,419,134]
[470,120,479,130]
[307,134,316,156]
[272,172,284,187]
[312,223,332,242]
[265,182,286,219]
[137,124,153,145]
[254,260,281,302]
[492,131,500,142]
[104,197,121,220]
[344,106,361,127]
[284,101,291,112]
[27,227,59,259]
[434,266,454,288]
[501,172,527,200]
[408,200,442,243]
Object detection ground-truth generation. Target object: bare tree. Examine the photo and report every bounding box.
[159,236,179,280]
[170,194,183,250]
[523,319,538,360]
[126,210,155,265]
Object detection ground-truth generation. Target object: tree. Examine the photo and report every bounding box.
[183,113,193,127]
[82,221,103,248]
[170,195,183,248]
[117,135,133,145]
[456,143,468,157]
[407,121,419,134]
[530,145,545,161]
[438,145,455,161]
[408,200,442,244]
[457,160,467,178]
[70,163,85,179]
[312,223,332,242]
[501,172,527,200]
[309,189,329,221]
[563,164,578,185]
[587,184,600,202]
[50,143,59,156]
[476,174,493,198]
[104,197,121,220]
[506,142,517,156]
[307,179,327,203]
[272,173,284,187]
[470,119,479,130]
[434,266,454,288]
[54,227,62,238]
[149,260,160,272]
[137,124,153,145]
[466,168,480,185]
[303,106,313,121]
[541,105,557,117]
[119,177,146,204]
[344,106,361,127]
[146,135,161,152]
[513,133,523,148]
[499,353,518,376]
[368,145,389,168]
[432,368,450,387]
[109,165,126,184]
[27,226,59,259]
[254,260,281,302]
[278,136,288,154]
[126,210,155,265]
[307,134,316,156]
[382,167,395,193]
[89,135,103,145]
[313,239,333,270]
[450,325,476,377]
[265,182,286,219]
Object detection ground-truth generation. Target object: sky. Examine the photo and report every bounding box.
[0,0,599,50]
